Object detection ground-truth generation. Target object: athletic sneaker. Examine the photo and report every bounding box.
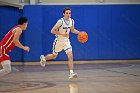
[69,72,78,80]
[40,55,46,67]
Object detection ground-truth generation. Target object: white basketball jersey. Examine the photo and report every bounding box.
[55,18,74,41]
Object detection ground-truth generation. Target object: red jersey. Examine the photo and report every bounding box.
[0,26,20,62]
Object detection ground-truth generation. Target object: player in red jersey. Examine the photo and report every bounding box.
[0,17,30,78]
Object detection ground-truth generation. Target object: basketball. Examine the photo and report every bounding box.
[77,31,88,43]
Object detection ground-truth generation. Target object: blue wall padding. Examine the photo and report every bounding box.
[0,5,140,61]
[23,6,43,61]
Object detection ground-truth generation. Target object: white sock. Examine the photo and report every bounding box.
[70,70,74,74]
[41,55,46,61]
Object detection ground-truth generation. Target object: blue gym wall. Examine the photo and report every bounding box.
[0,5,140,62]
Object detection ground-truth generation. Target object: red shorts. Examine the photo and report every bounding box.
[0,45,10,62]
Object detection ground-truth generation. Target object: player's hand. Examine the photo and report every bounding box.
[61,34,69,37]
[23,46,30,52]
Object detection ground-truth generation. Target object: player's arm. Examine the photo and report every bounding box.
[12,28,29,51]
[51,24,62,35]
[71,19,79,34]
[51,20,68,37]
[71,25,79,34]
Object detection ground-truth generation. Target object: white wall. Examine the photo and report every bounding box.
[105,0,140,2]
[41,0,140,4]
[0,0,29,3]
[0,0,140,4]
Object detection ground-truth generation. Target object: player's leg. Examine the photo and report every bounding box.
[40,39,62,67]
[64,41,77,79]
[0,60,11,78]
[66,51,77,79]
[45,53,57,60]
[66,51,73,71]
[40,53,57,67]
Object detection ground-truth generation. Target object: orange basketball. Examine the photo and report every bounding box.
[77,31,88,43]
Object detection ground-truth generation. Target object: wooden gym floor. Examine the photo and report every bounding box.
[0,61,140,93]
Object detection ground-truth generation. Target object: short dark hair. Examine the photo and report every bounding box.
[63,7,71,14]
[18,17,28,25]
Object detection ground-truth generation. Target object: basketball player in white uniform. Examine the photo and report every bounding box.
[40,7,80,79]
